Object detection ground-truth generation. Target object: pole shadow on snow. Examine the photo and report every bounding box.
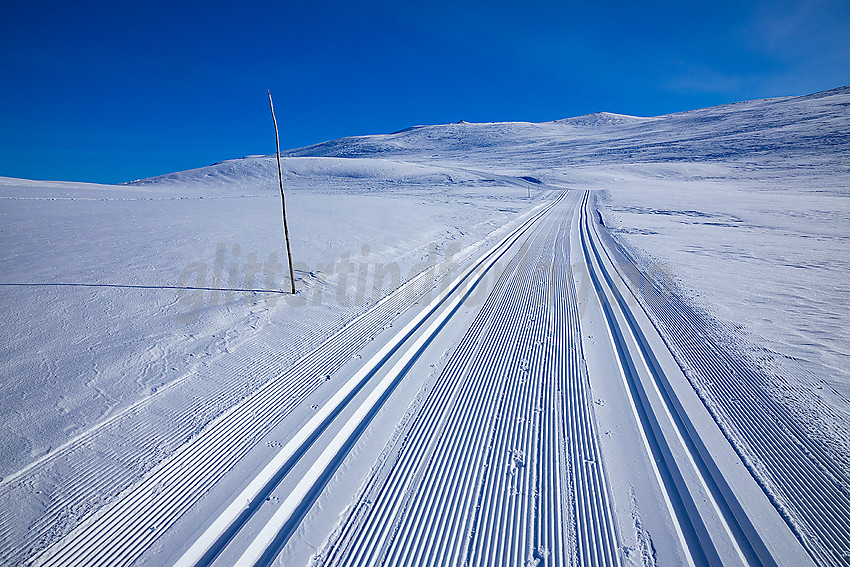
[0,282,289,294]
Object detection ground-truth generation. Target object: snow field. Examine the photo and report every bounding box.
[577,192,813,566]
[1,86,848,566]
[0,165,543,564]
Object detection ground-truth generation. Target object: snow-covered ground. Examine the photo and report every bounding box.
[595,163,850,414]
[0,159,545,564]
[1,85,847,565]
[0,162,540,477]
[286,85,850,418]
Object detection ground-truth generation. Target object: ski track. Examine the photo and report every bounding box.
[194,194,566,567]
[593,195,850,566]
[23,196,559,567]
[314,192,620,567]
[16,187,843,567]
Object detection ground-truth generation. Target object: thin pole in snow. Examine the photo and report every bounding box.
[268,89,296,294]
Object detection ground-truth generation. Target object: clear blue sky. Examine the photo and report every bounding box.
[2,0,848,184]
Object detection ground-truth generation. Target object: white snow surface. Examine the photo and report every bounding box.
[0,85,848,562]
[285,86,850,405]
[0,163,539,478]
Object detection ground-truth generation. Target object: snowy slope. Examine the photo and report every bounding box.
[1,85,848,566]
[285,86,850,406]
[0,162,547,565]
[285,87,849,169]
[0,161,542,474]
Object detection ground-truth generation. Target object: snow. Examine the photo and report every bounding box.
[1,85,848,564]
[285,85,850,410]
[0,166,540,476]
[595,163,850,399]
[0,150,550,564]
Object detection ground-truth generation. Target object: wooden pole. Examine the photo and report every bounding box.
[268,89,296,294]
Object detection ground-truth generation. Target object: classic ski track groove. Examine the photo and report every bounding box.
[593,195,850,567]
[579,191,817,567]
[29,195,561,567]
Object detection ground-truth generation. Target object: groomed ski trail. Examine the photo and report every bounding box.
[576,190,815,567]
[30,189,827,567]
[589,193,850,567]
[30,193,563,567]
[313,191,620,567]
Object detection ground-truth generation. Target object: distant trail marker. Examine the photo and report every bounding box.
[268,89,297,294]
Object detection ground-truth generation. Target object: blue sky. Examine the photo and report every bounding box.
[2,0,848,184]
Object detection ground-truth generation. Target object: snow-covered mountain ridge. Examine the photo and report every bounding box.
[278,85,849,168]
[131,85,847,195]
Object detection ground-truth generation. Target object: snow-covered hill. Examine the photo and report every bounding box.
[285,86,849,167]
[276,86,850,406]
[0,85,848,565]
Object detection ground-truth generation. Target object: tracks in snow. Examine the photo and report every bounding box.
[182,194,563,567]
[29,188,829,567]
[577,190,815,567]
[29,194,562,567]
[314,191,619,567]
[309,190,816,567]
[592,194,850,567]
